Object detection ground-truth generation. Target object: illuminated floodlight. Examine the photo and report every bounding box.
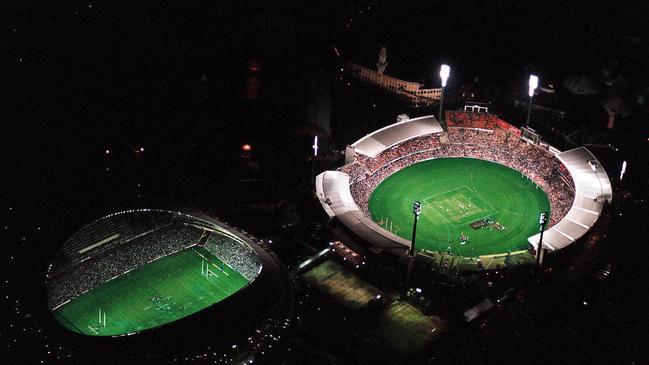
[440,64,450,87]
[415,288,422,294]
[528,75,539,97]
[620,160,627,180]
[413,201,421,216]
[312,136,319,157]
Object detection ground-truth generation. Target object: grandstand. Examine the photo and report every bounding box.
[316,112,611,267]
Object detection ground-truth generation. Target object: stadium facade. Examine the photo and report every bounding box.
[316,112,612,268]
[43,209,292,361]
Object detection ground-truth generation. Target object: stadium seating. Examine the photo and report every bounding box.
[204,235,260,281]
[342,114,576,231]
[351,115,444,158]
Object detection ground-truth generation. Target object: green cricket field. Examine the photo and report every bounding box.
[368,158,550,257]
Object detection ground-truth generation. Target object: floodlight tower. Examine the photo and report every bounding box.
[438,64,450,126]
[311,135,319,186]
[616,160,627,211]
[525,74,539,128]
[536,211,548,266]
[410,201,422,257]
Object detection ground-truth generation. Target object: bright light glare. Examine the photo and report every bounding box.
[312,136,319,157]
[528,75,539,97]
[620,160,627,180]
[440,64,450,87]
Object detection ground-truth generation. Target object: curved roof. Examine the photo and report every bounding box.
[528,147,612,252]
[351,115,443,158]
[316,171,410,255]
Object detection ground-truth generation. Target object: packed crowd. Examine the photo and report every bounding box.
[48,223,202,309]
[446,110,499,129]
[204,234,261,281]
[57,211,176,271]
[344,125,575,230]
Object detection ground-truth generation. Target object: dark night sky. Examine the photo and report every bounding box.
[2,0,649,363]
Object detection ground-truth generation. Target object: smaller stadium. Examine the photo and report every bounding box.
[45,209,292,360]
[316,111,612,270]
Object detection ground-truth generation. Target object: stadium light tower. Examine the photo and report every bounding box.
[410,201,422,257]
[536,211,548,266]
[616,160,627,211]
[311,135,319,186]
[438,64,450,126]
[525,74,539,128]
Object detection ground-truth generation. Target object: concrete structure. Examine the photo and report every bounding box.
[346,62,442,107]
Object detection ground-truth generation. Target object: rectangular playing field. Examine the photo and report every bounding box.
[53,247,249,336]
[423,185,497,227]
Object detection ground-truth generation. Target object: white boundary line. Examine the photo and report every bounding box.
[423,185,498,228]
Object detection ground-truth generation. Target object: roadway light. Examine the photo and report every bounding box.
[525,74,539,127]
[620,160,627,181]
[438,64,450,126]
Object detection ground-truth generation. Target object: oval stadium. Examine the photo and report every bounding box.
[316,111,612,270]
[44,209,292,361]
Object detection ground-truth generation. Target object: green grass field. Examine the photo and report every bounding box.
[369,158,550,257]
[53,247,249,336]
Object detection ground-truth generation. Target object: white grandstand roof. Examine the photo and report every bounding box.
[528,147,612,253]
[315,171,410,255]
[351,115,443,158]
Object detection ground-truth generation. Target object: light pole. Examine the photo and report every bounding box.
[616,160,627,211]
[438,64,450,126]
[536,211,548,266]
[311,135,318,186]
[410,201,421,257]
[525,74,539,128]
